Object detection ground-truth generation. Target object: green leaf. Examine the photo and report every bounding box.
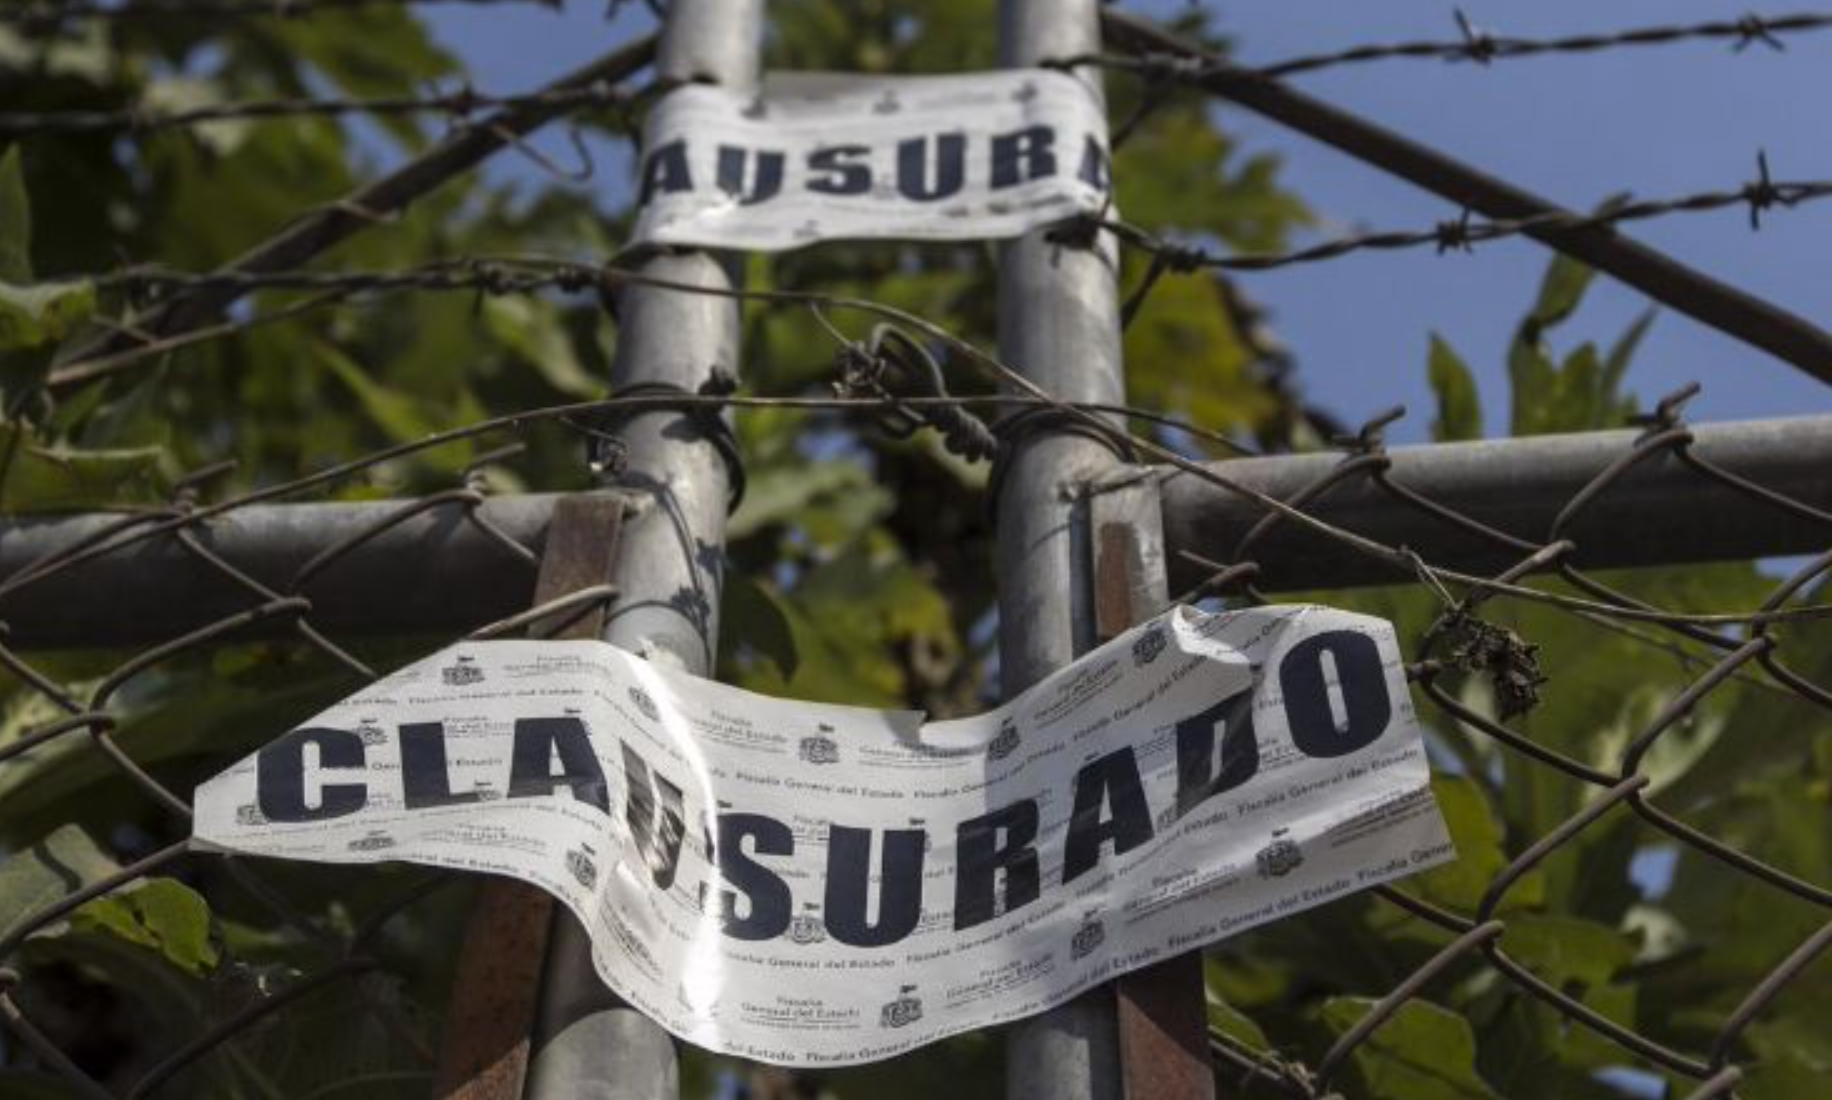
[1481,914,1640,1074]
[21,876,266,1096]
[0,825,119,943]
[1427,334,1482,442]
[263,8,457,151]
[729,459,881,540]
[1124,269,1275,444]
[67,877,219,976]
[0,656,352,836]
[1320,996,1499,1100]
[483,296,602,398]
[721,570,799,679]
[142,77,253,155]
[0,145,29,281]
[316,341,438,443]
[0,422,162,512]
[0,280,96,351]
[1526,254,1595,332]
[1406,775,1538,914]
[1602,308,1656,397]
[0,1072,94,1100]
[1203,957,1269,1048]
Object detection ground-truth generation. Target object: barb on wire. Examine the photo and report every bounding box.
[0,81,638,139]
[7,226,1832,1100]
[26,258,1832,630]
[1077,9,1832,84]
[1083,157,1832,276]
[1097,5,1832,387]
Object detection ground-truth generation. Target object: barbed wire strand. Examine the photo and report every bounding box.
[0,80,639,138]
[3,365,1830,1094]
[5,8,1832,1097]
[0,0,555,29]
[1077,9,1832,84]
[52,32,658,374]
[20,261,1832,635]
[1095,6,1832,388]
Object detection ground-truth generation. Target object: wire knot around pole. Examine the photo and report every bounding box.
[830,324,998,464]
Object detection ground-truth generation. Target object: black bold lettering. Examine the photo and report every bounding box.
[256,727,366,823]
[621,742,687,890]
[1077,134,1111,193]
[716,812,793,941]
[990,125,1057,188]
[896,133,966,201]
[823,826,925,948]
[953,800,1040,930]
[1281,631,1391,758]
[807,144,871,195]
[1062,747,1154,885]
[401,721,482,811]
[638,139,692,203]
[508,716,608,813]
[1174,690,1259,819]
[715,145,785,205]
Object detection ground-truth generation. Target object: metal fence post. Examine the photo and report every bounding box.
[524,2,762,1098]
[995,2,1128,1098]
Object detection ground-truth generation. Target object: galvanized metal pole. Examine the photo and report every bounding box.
[524,2,762,1098]
[995,2,1127,1098]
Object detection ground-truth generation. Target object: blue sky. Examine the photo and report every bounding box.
[423,1,1832,444]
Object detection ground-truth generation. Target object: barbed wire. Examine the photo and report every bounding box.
[2,368,1829,1095]
[1081,9,1832,83]
[25,258,1832,638]
[4,5,1832,1097]
[0,80,638,138]
[44,146,1829,382]
[52,31,659,375]
[1097,5,1832,388]
[1087,153,1832,286]
[0,0,555,30]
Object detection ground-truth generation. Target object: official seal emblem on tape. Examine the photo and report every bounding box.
[879,986,923,1028]
[1131,626,1167,666]
[441,655,484,686]
[986,717,1021,761]
[1255,829,1303,879]
[799,725,840,765]
[566,847,598,889]
[1070,910,1106,960]
[788,905,827,946]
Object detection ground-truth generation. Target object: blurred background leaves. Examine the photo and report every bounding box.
[0,2,1825,1098]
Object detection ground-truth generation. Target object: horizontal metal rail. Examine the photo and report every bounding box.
[1,415,1827,649]
[0,494,564,648]
[1156,414,1832,593]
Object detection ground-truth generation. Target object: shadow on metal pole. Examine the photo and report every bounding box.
[524,2,762,1099]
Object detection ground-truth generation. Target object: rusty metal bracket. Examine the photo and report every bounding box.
[431,493,625,1100]
[1091,479,1216,1100]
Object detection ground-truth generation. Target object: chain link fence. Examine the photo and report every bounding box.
[2,3,1830,1098]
